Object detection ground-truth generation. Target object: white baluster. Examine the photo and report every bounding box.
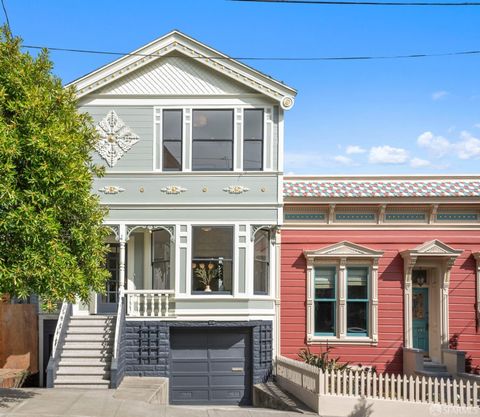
[165,294,169,317]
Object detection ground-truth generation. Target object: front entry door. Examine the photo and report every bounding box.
[412,287,429,353]
[97,244,120,314]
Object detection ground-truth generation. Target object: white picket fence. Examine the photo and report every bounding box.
[275,355,480,413]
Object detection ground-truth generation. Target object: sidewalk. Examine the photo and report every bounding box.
[0,388,304,417]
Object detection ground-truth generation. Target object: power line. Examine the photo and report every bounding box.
[1,0,11,33]
[231,0,480,5]
[21,44,480,62]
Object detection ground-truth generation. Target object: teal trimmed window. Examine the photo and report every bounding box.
[314,267,336,336]
[346,267,369,337]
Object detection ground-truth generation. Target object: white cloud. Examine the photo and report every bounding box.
[456,131,480,160]
[474,123,480,129]
[416,131,451,157]
[333,155,353,165]
[432,90,448,101]
[345,145,366,155]
[410,157,431,168]
[369,146,408,164]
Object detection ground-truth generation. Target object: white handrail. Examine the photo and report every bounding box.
[51,301,69,359]
[113,294,124,359]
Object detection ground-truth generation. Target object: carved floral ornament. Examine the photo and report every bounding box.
[95,110,140,167]
[98,186,125,195]
[160,185,187,195]
[223,185,250,194]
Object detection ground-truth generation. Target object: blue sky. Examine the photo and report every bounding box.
[4,0,480,174]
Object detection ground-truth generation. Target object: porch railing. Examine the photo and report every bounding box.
[125,290,175,318]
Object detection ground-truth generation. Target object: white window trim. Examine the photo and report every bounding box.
[153,104,273,173]
[304,241,383,345]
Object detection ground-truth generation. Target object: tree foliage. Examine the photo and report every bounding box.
[0,27,110,307]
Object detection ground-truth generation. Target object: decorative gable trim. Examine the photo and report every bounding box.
[304,241,384,259]
[401,239,463,259]
[67,31,296,106]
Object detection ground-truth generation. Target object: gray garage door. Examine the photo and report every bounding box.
[170,328,251,405]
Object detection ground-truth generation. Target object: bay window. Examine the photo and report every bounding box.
[162,109,182,171]
[253,229,270,295]
[243,109,264,171]
[192,110,233,171]
[152,229,171,290]
[191,226,233,293]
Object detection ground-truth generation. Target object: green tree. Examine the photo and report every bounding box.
[0,28,109,308]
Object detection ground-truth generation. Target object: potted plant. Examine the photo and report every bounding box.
[192,262,218,292]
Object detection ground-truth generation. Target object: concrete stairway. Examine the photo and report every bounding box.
[54,315,116,389]
[417,357,452,379]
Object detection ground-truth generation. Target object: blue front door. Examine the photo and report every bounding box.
[412,287,429,352]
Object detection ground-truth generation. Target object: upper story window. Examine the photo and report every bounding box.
[192,110,233,171]
[243,109,264,171]
[162,110,183,171]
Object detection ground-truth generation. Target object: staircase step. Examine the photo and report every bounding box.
[417,370,452,379]
[57,367,110,376]
[67,327,114,334]
[63,341,113,349]
[70,320,115,327]
[59,358,111,367]
[65,333,113,341]
[54,383,110,389]
[55,375,110,383]
[60,350,112,358]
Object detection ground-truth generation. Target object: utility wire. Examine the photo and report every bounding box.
[21,44,480,61]
[1,0,11,33]
[231,0,480,6]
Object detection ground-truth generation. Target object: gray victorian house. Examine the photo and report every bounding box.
[42,31,296,405]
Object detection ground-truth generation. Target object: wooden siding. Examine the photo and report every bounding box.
[281,229,480,374]
[97,56,256,96]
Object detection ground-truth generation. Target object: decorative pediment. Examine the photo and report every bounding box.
[68,31,296,107]
[304,241,383,260]
[401,240,463,259]
[97,56,256,96]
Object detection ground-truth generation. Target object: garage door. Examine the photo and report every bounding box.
[170,328,251,405]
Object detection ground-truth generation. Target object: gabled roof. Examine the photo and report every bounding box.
[304,241,384,259]
[284,176,480,199]
[67,30,296,108]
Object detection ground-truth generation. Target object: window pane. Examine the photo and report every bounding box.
[163,110,182,140]
[152,230,171,290]
[314,268,335,299]
[192,226,233,293]
[254,229,270,294]
[347,267,368,299]
[244,141,262,171]
[163,141,182,171]
[347,302,368,335]
[244,109,263,140]
[192,141,233,171]
[193,110,233,140]
[315,301,335,334]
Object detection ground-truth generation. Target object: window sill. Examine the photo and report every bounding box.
[307,335,378,346]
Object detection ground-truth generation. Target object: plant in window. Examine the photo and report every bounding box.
[192,262,218,292]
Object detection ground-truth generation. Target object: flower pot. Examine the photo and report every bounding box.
[204,285,212,292]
